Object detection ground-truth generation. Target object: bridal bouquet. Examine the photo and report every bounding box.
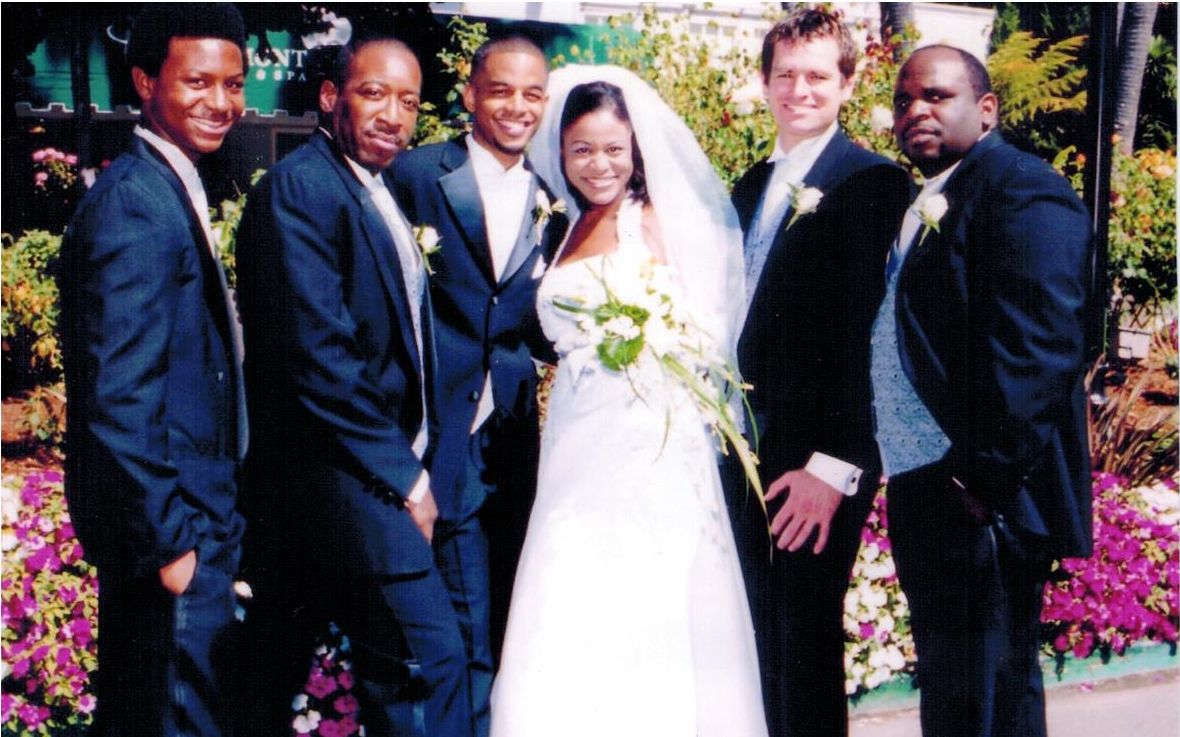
[552,253,763,502]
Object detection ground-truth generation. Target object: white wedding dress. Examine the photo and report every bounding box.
[489,200,767,737]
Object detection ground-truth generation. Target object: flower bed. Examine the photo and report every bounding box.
[3,459,1176,734]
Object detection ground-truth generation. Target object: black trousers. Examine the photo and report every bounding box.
[92,543,239,737]
[765,475,878,737]
[888,463,1052,737]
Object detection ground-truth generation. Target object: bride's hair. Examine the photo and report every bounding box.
[558,82,649,208]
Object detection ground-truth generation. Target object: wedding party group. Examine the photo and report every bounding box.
[57,3,1095,737]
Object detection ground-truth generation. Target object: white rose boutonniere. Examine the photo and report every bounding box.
[915,193,948,246]
[414,224,442,275]
[785,184,823,231]
[533,190,567,242]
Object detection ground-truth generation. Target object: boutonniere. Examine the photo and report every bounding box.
[915,193,949,246]
[414,224,441,275]
[533,190,567,242]
[784,184,823,231]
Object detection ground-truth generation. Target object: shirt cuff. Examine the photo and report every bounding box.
[805,452,862,497]
[407,470,430,504]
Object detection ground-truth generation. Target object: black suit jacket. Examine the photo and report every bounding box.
[733,130,910,491]
[60,137,244,577]
[391,138,567,516]
[237,132,436,576]
[894,132,1093,558]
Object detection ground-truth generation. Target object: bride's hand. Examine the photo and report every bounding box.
[405,489,439,543]
[766,469,842,555]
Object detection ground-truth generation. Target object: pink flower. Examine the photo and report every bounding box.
[78,693,97,714]
[332,693,359,716]
[338,715,359,735]
[65,154,79,166]
[31,149,48,163]
[17,702,49,728]
[33,171,49,188]
[305,669,337,699]
[0,693,13,721]
[318,719,344,737]
[336,671,354,690]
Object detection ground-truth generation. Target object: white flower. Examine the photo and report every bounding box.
[414,224,442,274]
[602,315,640,340]
[784,184,824,230]
[731,78,763,116]
[793,185,823,215]
[293,710,321,734]
[644,316,677,356]
[291,694,309,711]
[233,580,254,599]
[870,105,894,133]
[915,193,948,246]
[533,190,567,241]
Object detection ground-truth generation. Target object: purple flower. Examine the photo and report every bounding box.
[0,693,13,721]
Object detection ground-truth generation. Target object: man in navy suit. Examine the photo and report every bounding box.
[58,5,248,736]
[728,10,910,737]
[877,45,1092,737]
[235,37,470,737]
[391,35,566,737]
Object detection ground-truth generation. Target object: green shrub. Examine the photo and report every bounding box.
[2,230,62,393]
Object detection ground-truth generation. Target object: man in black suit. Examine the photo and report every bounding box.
[235,37,470,736]
[391,35,566,737]
[729,10,910,737]
[878,45,1093,737]
[58,5,248,736]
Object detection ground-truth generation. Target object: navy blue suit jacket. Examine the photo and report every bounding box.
[391,138,567,517]
[237,132,436,576]
[732,131,910,491]
[894,132,1093,558]
[60,137,244,577]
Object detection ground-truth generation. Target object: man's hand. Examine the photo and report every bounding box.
[766,469,843,554]
[159,549,197,595]
[405,488,439,543]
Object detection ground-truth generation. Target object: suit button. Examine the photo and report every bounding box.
[469,391,479,402]
[216,371,225,383]
[491,295,500,305]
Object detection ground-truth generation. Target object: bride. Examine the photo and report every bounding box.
[489,66,767,737]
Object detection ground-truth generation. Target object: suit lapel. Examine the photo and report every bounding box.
[499,175,540,283]
[134,138,234,357]
[747,132,856,306]
[438,140,495,284]
[312,135,423,372]
[899,132,1003,280]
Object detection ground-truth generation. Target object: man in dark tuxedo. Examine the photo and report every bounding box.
[235,37,470,737]
[58,5,248,736]
[878,45,1092,737]
[728,10,910,737]
[391,35,566,736]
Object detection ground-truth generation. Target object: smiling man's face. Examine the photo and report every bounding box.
[133,37,246,162]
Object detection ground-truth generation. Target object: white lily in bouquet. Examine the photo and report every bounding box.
[552,251,763,503]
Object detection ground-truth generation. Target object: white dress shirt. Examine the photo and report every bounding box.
[343,154,431,503]
[134,125,249,460]
[465,135,535,434]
